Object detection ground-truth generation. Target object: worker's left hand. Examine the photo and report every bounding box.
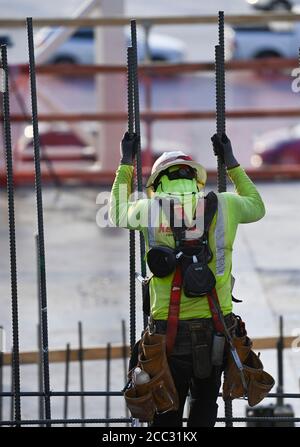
[211,133,240,169]
[120,131,139,165]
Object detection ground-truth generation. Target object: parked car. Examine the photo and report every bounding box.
[0,35,13,47]
[247,0,299,11]
[16,123,96,162]
[251,124,300,166]
[34,27,186,64]
[225,20,300,59]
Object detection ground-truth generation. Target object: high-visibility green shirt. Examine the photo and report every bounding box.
[109,164,265,320]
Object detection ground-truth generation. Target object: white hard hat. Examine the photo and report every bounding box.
[146,151,207,189]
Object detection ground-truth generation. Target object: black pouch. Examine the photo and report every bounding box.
[142,279,151,317]
[190,323,213,379]
[183,262,216,298]
[147,246,177,278]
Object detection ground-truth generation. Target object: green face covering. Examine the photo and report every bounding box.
[155,165,199,196]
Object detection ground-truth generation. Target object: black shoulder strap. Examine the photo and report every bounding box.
[203,191,218,233]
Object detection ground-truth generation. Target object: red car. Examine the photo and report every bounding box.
[16,123,97,163]
[251,124,300,167]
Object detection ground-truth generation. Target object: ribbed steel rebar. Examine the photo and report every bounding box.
[105,343,111,428]
[121,319,130,423]
[215,45,227,194]
[35,234,44,427]
[26,17,51,425]
[0,390,298,398]
[0,348,2,421]
[127,46,137,351]
[217,10,231,427]
[0,416,300,426]
[215,11,227,193]
[37,324,44,426]
[63,343,70,428]
[1,44,21,425]
[131,20,148,329]
[78,322,85,427]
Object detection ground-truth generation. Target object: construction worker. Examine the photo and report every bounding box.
[109,131,265,427]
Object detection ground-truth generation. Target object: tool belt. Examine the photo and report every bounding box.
[223,317,275,406]
[124,328,179,422]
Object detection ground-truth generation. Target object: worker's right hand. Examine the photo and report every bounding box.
[120,131,139,165]
[211,133,240,169]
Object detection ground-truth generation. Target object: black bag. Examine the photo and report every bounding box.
[183,261,216,297]
[147,246,176,278]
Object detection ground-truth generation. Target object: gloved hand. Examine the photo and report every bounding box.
[211,133,240,169]
[120,131,139,165]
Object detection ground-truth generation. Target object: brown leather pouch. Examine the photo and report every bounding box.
[223,337,275,406]
[124,387,156,422]
[142,331,166,358]
[138,352,163,377]
[123,329,179,421]
[244,350,275,407]
[223,335,251,400]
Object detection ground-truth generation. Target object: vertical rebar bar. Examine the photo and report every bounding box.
[121,320,129,423]
[127,46,137,351]
[78,321,85,426]
[277,316,284,407]
[105,343,111,428]
[26,17,51,425]
[1,44,21,426]
[0,327,3,422]
[215,11,227,193]
[216,11,231,427]
[35,233,44,426]
[130,20,148,330]
[37,324,44,427]
[63,343,70,428]
[10,350,14,422]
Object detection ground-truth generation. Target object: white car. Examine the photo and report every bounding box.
[225,20,300,59]
[34,27,186,64]
[247,0,300,10]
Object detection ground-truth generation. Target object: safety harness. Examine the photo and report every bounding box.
[165,192,222,354]
[159,194,247,391]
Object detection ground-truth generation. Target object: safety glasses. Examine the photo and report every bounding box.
[153,165,197,190]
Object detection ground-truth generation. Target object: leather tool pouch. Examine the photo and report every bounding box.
[223,333,275,406]
[124,329,179,422]
[190,322,213,379]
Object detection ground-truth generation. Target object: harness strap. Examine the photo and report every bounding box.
[207,288,225,334]
[166,265,182,356]
[165,191,220,355]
